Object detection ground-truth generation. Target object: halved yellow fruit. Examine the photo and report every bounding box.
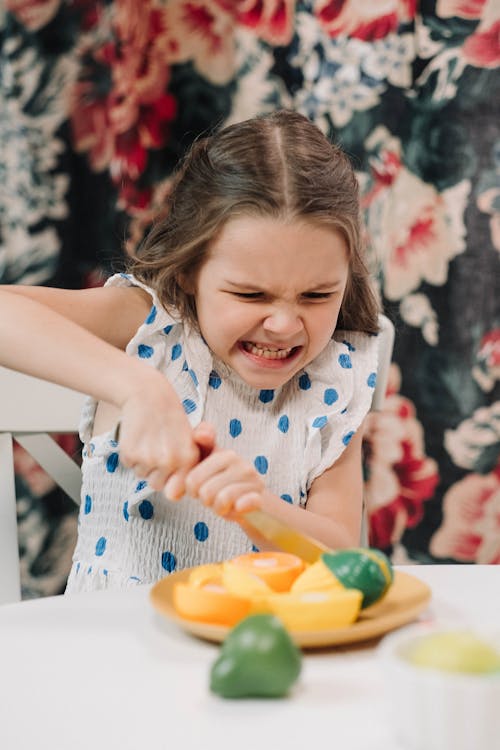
[187,563,223,588]
[290,559,344,594]
[228,551,305,592]
[266,588,362,631]
[173,579,251,626]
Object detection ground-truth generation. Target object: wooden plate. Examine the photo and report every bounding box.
[150,569,431,648]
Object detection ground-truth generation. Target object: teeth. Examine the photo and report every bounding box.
[243,342,294,359]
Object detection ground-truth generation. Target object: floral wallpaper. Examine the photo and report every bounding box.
[1,0,498,596]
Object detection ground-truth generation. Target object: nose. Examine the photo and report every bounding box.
[262,304,303,338]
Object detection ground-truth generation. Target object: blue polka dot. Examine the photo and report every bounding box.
[87,566,92,574]
[312,416,328,429]
[252,545,260,552]
[95,537,106,556]
[135,480,147,492]
[163,325,173,335]
[84,495,92,514]
[229,419,242,438]
[338,353,352,369]
[342,430,355,445]
[367,372,377,388]
[123,501,129,521]
[254,455,269,475]
[259,389,274,403]
[324,388,338,405]
[209,370,222,389]
[189,369,199,387]
[194,521,209,542]
[161,551,177,572]
[139,500,154,520]
[341,407,348,414]
[182,360,188,371]
[172,343,182,360]
[145,306,157,324]
[342,339,356,352]
[120,273,131,279]
[138,344,154,359]
[182,398,197,414]
[278,415,289,433]
[298,372,311,390]
[106,452,119,473]
[281,494,293,503]
[76,562,81,573]
[109,439,118,448]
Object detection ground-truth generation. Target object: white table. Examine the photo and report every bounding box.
[0,565,498,750]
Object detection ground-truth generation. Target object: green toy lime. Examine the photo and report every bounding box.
[209,614,302,699]
[321,547,393,608]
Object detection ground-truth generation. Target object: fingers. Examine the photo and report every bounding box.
[185,450,265,517]
[193,421,216,460]
[120,439,199,492]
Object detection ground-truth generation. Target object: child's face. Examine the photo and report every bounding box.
[193,215,349,389]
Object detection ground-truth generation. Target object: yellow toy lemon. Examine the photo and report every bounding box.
[266,588,362,630]
[290,559,344,594]
[227,551,305,592]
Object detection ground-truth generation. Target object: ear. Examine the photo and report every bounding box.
[177,272,196,295]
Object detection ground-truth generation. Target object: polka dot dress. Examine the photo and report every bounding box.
[66,274,378,593]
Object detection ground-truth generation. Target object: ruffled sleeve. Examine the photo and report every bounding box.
[301,330,379,492]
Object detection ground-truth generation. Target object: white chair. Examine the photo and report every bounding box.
[0,315,394,604]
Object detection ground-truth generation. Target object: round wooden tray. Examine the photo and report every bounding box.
[150,568,431,649]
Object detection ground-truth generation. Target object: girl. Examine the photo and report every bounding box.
[0,110,380,592]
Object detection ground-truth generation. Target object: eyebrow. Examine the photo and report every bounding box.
[222,279,345,291]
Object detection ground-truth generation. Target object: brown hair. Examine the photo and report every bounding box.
[128,110,380,333]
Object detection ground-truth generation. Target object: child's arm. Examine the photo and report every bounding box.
[0,286,200,489]
[184,426,364,550]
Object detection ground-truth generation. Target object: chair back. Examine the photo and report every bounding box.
[0,315,394,603]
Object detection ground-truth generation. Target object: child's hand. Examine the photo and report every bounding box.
[163,422,216,500]
[184,449,265,517]
[118,386,202,491]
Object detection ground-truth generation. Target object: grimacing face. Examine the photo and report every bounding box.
[191,215,350,389]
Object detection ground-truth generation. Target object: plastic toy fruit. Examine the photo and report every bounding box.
[266,588,362,630]
[407,631,500,675]
[290,559,344,593]
[227,552,305,592]
[321,548,393,608]
[173,575,251,626]
[210,614,302,698]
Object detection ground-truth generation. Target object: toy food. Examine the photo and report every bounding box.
[209,614,302,698]
[266,588,362,630]
[172,547,394,628]
[173,569,251,626]
[290,558,344,593]
[225,551,305,591]
[406,631,500,674]
[321,548,393,608]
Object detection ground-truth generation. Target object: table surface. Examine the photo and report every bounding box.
[0,565,498,750]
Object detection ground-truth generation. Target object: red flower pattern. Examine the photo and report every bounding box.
[430,463,500,563]
[363,364,440,549]
[71,0,178,210]
[315,0,416,40]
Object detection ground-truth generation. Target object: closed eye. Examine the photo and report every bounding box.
[231,292,263,299]
[302,292,334,300]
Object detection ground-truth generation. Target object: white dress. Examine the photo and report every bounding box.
[66,273,378,593]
